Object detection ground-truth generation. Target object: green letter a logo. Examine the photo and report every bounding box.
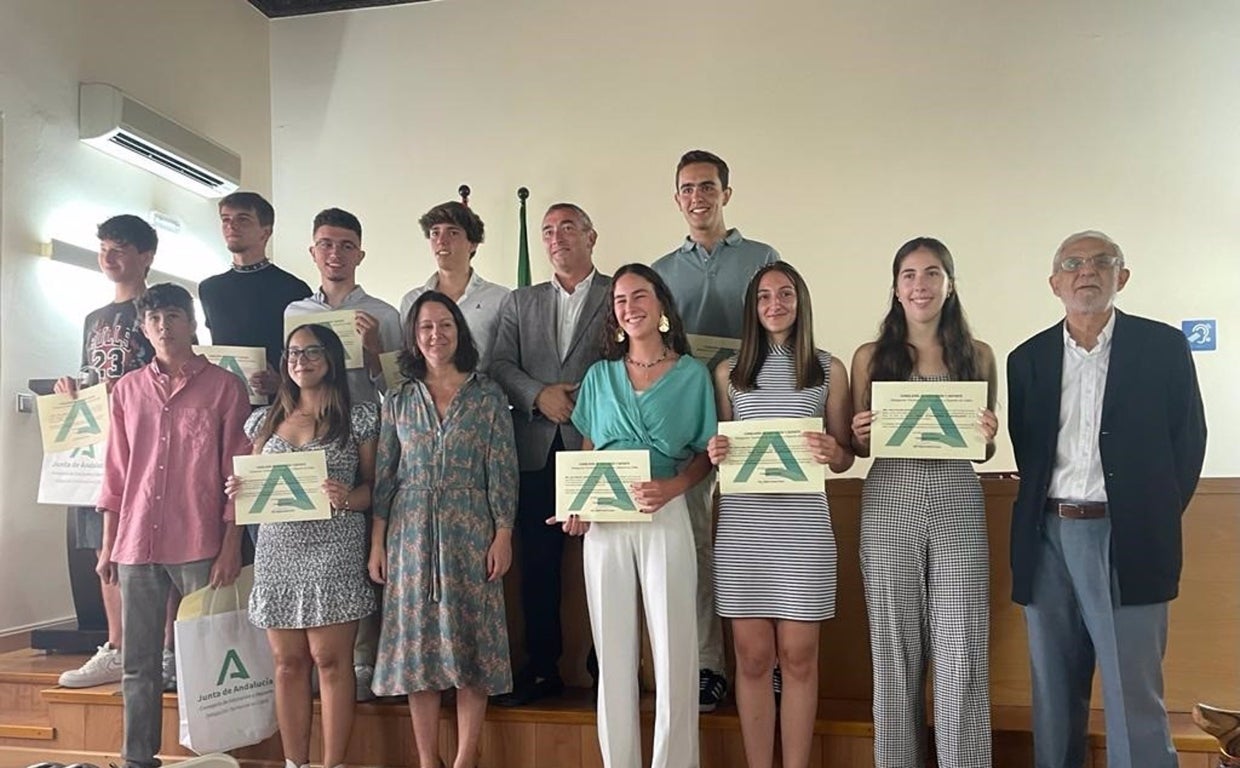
[216,648,250,685]
[885,395,966,448]
[215,356,254,395]
[55,400,102,443]
[249,466,316,515]
[734,432,808,483]
[569,463,637,511]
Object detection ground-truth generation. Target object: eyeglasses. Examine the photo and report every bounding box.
[1057,254,1123,272]
[285,345,326,362]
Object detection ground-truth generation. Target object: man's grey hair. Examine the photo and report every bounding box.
[1052,230,1126,271]
[544,202,594,232]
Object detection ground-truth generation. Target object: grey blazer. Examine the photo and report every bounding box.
[489,272,612,472]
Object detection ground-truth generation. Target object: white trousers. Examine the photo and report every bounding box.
[584,494,700,768]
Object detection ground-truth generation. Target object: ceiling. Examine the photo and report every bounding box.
[247,0,429,19]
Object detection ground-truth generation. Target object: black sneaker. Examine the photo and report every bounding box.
[699,669,727,712]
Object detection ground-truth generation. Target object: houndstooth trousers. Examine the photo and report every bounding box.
[860,457,991,768]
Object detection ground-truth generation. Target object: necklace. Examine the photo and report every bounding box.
[232,258,271,273]
[625,347,669,369]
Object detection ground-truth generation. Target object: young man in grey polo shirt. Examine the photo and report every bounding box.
[399,201,509,372]
[652,150,780,712]
[285,208,402,703]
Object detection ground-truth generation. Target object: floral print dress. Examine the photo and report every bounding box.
[246,402,379,629]
[371,374,518,695]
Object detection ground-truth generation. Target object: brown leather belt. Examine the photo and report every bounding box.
[1045,499,1108,519]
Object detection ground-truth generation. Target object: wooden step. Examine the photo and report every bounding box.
[0,650,81,687]
[0,718,55,741]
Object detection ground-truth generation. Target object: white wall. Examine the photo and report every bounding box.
[270,0,1239,477]
[0,0,271,635]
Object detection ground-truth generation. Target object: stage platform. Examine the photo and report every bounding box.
[0,649,1221,768]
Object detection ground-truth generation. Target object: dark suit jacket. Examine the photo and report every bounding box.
[489,272,611,472]
[1006,309,1206,606]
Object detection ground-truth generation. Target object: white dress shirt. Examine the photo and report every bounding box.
[1048,310,1116,502]
[552,269,596,361]
[399,269,510,371]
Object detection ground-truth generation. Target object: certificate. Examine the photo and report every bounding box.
[379,350,408,390]
[686,334,742,371]
[285,310,363,369]
[37,383,110,453]
[556,450,651,523]
[37,446,105,506]
[193,345,267,405]
[718,417,825,494]
[232,451,332,524]
[871,381,988,460]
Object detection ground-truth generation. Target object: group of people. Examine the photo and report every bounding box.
[50,149,1206,768]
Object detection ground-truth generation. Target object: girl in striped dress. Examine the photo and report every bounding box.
[708,262,855,768]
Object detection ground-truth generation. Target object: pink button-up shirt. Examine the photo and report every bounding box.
[98,355,251,565]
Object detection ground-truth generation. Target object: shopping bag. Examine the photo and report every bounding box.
[175,568,276,754]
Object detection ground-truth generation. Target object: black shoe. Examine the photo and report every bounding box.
[699,669,727,713]
[493,672,564,707]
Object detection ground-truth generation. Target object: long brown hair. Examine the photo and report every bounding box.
[254,324,353,451]
[869,237,982,383]
[599,263,691,361]
[731,262,824,391]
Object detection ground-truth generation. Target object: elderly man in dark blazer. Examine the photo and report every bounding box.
[489,202,611,706]
[1007,230,1207,768]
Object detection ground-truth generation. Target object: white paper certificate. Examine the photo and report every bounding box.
[556,450,651,523]
[379,350,408,390]
[38,446,105,506]
[193,345,267,405]
[870,381,988,460]
[285,310,364,369]
[232,451,332,524]
[37,384,110,453]
[718,417,825,494]
[686,334,742,371]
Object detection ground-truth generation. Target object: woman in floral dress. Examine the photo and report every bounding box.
[370,291,518,768]
[226,323,377,768]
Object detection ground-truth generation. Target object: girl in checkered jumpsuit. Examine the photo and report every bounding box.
[849,238,1000,768]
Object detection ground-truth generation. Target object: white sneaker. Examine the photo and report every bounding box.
[162,649,177,692]
[58,643,123,688]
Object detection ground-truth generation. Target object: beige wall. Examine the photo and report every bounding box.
[270,0,1239,478]
[0,0,271,635]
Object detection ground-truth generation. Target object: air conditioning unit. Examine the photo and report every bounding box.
[79,82,241,199]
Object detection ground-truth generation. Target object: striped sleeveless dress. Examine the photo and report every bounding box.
[713,346,837,621]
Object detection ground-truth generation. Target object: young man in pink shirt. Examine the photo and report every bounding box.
[95,283,251,768]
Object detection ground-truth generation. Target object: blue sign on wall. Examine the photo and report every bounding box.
[1182,319,1217,352]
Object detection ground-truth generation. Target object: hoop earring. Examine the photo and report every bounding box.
[615,328,627,343]
[658,314,670,333]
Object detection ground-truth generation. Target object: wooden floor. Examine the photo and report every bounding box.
[0,650,1223,768]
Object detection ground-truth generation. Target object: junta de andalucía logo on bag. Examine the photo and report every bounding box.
[197,648,272,703]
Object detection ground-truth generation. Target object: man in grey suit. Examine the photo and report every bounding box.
[489,202,611,706]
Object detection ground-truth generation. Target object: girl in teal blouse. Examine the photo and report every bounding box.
[561,263,716,768]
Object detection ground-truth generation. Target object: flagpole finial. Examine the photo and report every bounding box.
[458,185,471,206]
[517,187,529,202]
